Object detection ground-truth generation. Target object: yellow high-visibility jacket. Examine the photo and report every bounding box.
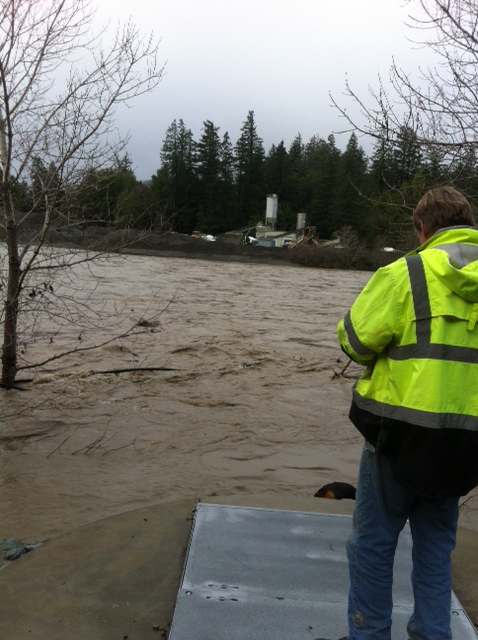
[337,226,478,499]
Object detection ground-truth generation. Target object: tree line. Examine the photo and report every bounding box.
[11,110,478,251]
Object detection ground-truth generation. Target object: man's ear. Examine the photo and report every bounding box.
[418,220,431,243]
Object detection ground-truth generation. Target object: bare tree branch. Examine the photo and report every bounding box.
[1,0,165,386]
[331,1,478,165]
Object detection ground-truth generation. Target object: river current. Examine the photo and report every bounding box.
[1,251,477,541]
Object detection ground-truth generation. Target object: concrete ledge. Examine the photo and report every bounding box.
[0,495,475,639]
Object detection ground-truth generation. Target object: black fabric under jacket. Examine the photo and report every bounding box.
[349,401,478,501]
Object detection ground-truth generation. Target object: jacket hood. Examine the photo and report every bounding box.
[412,227,478,303]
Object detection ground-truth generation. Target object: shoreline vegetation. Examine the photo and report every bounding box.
[19,225,404,271]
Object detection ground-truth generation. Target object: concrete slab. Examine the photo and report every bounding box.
[0,495,476,640]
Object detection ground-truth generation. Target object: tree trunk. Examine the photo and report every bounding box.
[1,178,20,388]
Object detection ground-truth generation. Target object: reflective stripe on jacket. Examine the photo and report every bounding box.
[337,226,478,498]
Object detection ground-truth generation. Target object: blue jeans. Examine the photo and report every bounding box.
[347,445,459,640]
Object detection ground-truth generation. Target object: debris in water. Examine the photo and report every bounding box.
[0,538,43,561]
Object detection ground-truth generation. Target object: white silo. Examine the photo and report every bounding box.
[296,213,306,231]
[265,194,278,229]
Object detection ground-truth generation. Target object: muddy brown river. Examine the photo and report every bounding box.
[1,252,477,542]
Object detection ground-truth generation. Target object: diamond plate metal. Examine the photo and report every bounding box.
[169,503,476,639]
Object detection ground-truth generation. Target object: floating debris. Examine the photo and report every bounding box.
[0,538,43,561]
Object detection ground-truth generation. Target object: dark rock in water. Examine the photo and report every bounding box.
[1,538,42,561]
[314,482,356,500]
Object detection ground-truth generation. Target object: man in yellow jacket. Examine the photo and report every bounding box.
[337,186,478,640]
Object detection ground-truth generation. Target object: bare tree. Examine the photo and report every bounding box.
[330,1,478,167]
[0,0,165,387]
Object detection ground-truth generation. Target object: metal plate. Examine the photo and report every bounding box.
[169,503,476,639]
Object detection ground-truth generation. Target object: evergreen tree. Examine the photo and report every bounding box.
[285,134,306,221]
[421,146,446,185]
[264,141,290,200]
[331,133,370,235]
[234,110,265,228]
[156,119,197,234]
[288,134,305,176]
[392,125,422,186]
[113,152,134,173]
[218,132,237,231]
[451,147,478,198]
[149,165,175,231]
[300,135,341,237]
[370,138,396,191]
[302,135,323,173]
[195,120,223,233]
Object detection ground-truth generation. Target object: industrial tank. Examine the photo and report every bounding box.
[296,213,306,230]
[265,194,278,228]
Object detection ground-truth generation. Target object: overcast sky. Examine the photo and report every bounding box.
[95,0,431,180]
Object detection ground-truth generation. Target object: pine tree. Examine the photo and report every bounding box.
[284,134,306,221]
[300,135,341,237]
[234,111,265,228]
[218,132,237,231]
[156,119,197,233]
[331,133,370,234]
[392,125,422,186]
[288,134,305,176]
[264,141,290,198]
[451,147,478,197]
[370,138,396,191]
[195,120,224,234]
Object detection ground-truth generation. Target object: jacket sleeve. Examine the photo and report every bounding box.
[337,265,399,366]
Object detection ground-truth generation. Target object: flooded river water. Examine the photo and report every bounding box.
[1,252,477,542]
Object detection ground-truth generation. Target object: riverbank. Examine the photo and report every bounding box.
[18,224,400,269]
[20,225,294,264]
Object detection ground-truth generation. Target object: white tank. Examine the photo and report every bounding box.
[297,213,306,230]
[265,194,278,228]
